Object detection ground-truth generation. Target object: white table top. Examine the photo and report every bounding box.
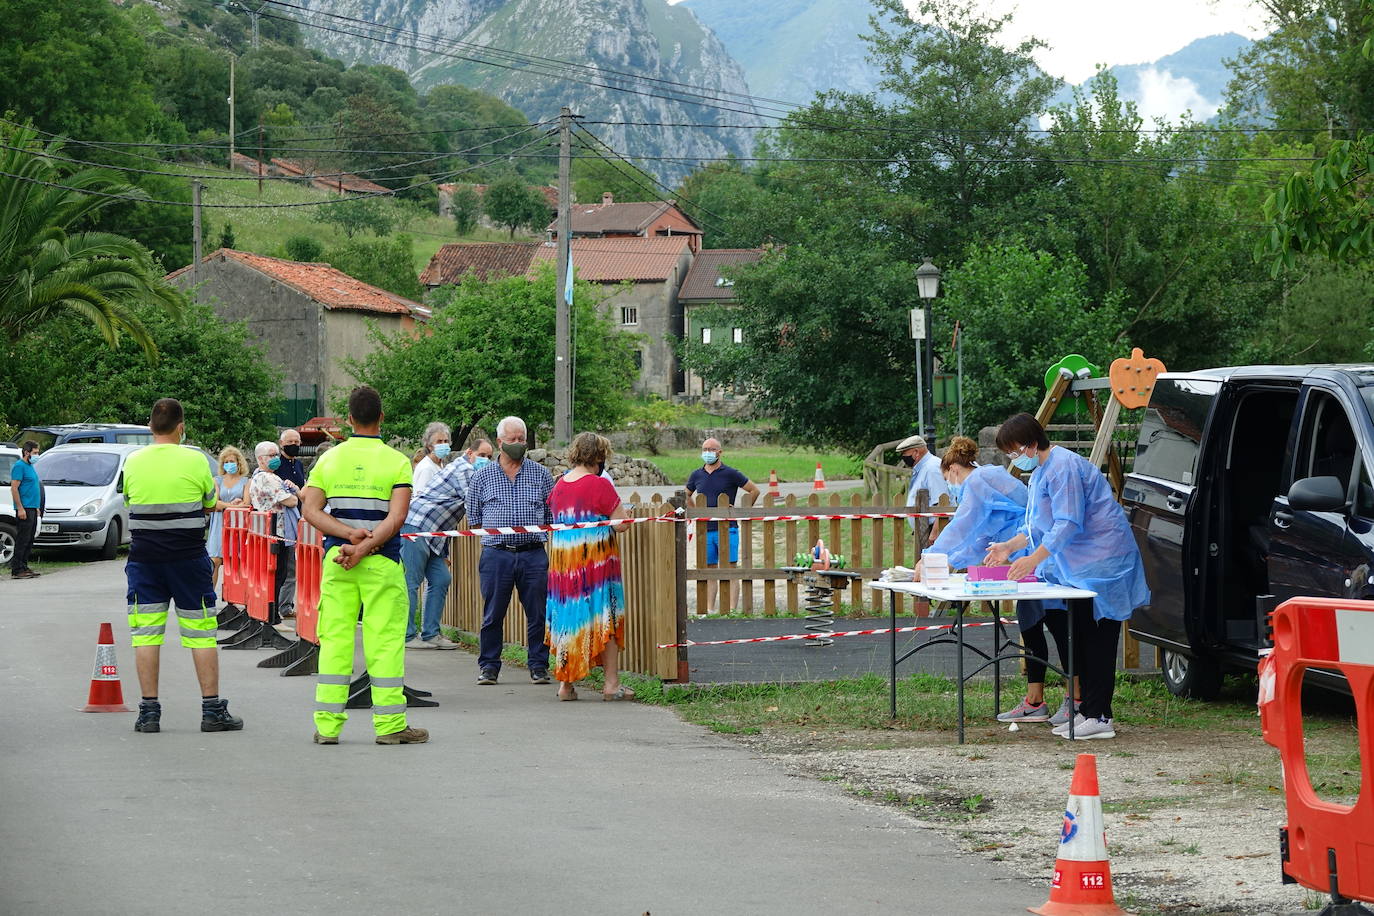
[871,576,1096,602]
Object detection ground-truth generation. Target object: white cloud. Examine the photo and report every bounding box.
[1132,67,1220,123]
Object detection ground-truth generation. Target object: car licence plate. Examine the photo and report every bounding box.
[40,523,59,534]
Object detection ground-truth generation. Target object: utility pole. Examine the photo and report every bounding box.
[553,107,575,446]
[227,55,235,168]
[257,118,265,195]
[191,180,203,287]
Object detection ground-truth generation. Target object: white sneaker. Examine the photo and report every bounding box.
[405,637,431,649]
[1051,713,1086,737]
[1068,717,1116,740]
[430,635,459,650]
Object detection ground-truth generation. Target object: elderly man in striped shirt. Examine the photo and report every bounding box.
[400,453,474,649]
[466,416,554,686]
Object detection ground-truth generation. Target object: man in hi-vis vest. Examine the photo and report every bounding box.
[300,385,426,745]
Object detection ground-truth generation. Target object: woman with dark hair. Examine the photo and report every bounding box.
[984,413,1149,740]
[920,436,1075,726]
[546,433,630,702]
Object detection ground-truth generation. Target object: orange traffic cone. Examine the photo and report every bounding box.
[82,622,131,713]
[812,462,826,490]
[1030,753,1125,915]
[766,468,781,497]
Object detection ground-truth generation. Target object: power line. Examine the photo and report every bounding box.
[580,119,1360,138]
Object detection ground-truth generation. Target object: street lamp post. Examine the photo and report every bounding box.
[915,257,941,444]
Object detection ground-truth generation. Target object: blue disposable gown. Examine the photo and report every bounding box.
[906,451,951,531]
[929,464,1061,629]
[1019,447,1150,622]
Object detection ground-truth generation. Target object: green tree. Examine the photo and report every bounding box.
[324,235,423,301]
[0,299,281,450]
[311,197,395,238]
[0,127,183,359]
[451,186,482,236]
[572,155,660,205]
[483,176,549,238]
[217,222,237,251]
[346,265,636,444]
[284,235,325,262]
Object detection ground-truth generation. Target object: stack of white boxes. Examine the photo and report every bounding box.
[922,552,950,583]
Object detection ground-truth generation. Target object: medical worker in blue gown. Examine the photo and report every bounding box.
[984,413,1150,741]
[915,437,1075,727]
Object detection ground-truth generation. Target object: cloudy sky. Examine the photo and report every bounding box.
[966,0,1269,83]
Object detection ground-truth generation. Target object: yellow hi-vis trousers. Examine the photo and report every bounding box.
[314,547,408,738]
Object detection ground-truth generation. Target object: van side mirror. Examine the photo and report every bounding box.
[1287,476,1346,512]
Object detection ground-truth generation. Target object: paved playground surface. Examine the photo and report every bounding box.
[0,560,1041,915]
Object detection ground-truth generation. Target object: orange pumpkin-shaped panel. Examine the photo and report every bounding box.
[1109,348,1166,408]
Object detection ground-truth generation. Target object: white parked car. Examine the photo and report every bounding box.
[32,443,144,559]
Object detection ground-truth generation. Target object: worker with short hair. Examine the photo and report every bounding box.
[125,397,243,734]
[301,385,426,745]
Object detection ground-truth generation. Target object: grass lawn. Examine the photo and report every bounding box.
[166,162,533,272]
[652,447,863,484]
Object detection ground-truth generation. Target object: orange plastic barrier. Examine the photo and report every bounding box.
[245,510,278,623]
[1260,597,1374,909]
[220,507,251,607]
[294,519,323,645]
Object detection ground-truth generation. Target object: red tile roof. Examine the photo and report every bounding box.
[547,200,702,236]
[268,158,391,195]
[230,153,267,176]
[528,236,692,283]
[166,249,424,318]
[419,243,539,286]
[678,249,767,301]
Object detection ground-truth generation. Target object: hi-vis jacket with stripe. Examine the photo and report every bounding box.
[123,444,217,563]
[305,434,412,562]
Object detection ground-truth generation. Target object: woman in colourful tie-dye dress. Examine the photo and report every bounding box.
[547,433,631,701]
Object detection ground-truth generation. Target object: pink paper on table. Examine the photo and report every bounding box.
[967,566,1038,583]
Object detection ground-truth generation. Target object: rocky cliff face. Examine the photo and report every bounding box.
[297,0,760,183]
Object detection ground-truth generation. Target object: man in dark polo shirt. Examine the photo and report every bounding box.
[685,437,759,614]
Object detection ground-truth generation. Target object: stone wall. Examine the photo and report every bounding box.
[525,447,671,487]
[607,424,778,453]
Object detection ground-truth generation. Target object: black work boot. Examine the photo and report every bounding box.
[200,697,244,732]
[134,700,161,733]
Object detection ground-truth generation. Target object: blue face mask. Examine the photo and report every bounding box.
[473,456,490,468]
[433,444,451,460]
[701,451,719,465]
[267,456,282,472]
[947,481,965,502]
[1011,451,1040,472]
[223,462,238,475]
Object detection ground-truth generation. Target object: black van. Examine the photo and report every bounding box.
[1121,365,1374,697]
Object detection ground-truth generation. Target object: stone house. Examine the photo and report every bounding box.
[547,194,703,253]
[167,249,429,414]
[677,248,767,403]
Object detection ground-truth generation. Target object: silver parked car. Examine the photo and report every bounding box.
[32,443,144,559]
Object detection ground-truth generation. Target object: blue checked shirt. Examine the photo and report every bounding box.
[404,458,475,555]
[466,458,555,547]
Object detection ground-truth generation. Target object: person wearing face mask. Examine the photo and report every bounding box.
[984,413,1149,741]
[206,445,250,595]
[277,428,306,490]
[466,415,555,686]
[464,438,494,469]
[919,436,1075,726]
[896,434,951,543]
[412,421,452,495]
[686,437,760,614]
[249,439,301,619]
[8,440,44,579]
[401,437,473,650]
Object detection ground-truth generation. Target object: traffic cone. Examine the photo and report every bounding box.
[81,622,131,713]
[766,468,781,497]
[812,462,827,490]
[1030,753,1125,915]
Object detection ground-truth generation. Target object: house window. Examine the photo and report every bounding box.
[621,306,638,326]
[701,328,712,344]
[633,350,644,370]
[732,327,743,344]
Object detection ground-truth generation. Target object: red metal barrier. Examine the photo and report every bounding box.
[220,507,251,607]
[1260,597,1374,910]
[294,518,323,645]
[245,510,277,623]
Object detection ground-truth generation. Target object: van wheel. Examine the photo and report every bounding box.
[1161,649,1223,700]
[0,521,15,567]
[99,519,121,560]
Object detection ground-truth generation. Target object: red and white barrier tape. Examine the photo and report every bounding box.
[402,508,954,540]
[658,618,1013,649]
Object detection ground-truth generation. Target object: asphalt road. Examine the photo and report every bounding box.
[0,559,1042,916]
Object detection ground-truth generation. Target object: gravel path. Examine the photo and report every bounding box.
[729,724,1322,915]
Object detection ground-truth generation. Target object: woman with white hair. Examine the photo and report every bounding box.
[247,439,300,618]
[412,421,452,495]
